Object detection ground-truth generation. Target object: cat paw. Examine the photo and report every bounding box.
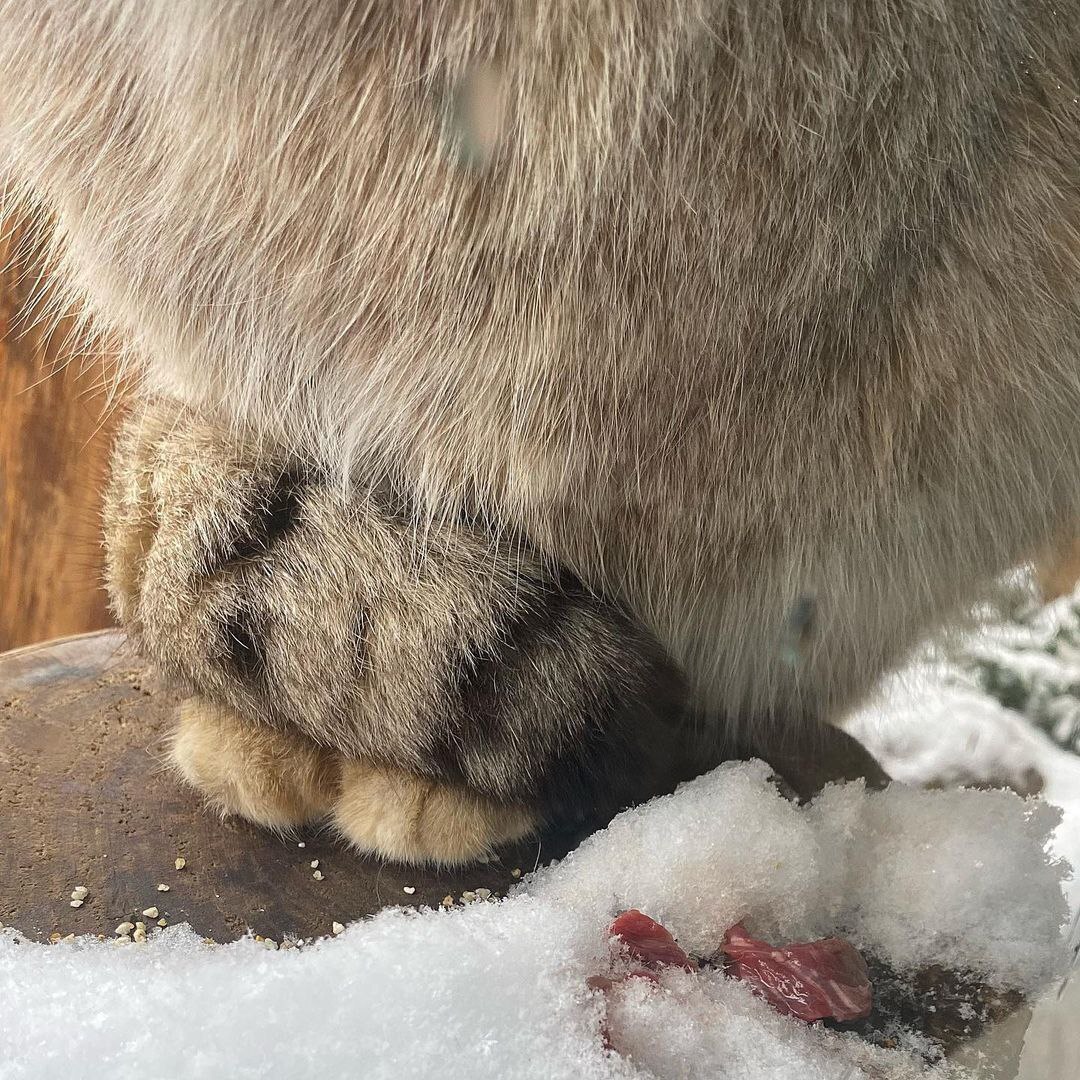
[333,759,535,866]
[105,399,693,850]
[171,696,338,831]
[172,696,531,864]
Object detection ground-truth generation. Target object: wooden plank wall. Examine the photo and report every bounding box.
[0,225,120,652]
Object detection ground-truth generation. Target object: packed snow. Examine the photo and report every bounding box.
[0,761,1069,1080]
[843,574,1080,920]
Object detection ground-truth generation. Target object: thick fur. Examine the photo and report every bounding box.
[172,697,340,832]
[3,3,1080,845]
[106,398,693,846]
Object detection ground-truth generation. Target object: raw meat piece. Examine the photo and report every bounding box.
[720,922,872,1022]
[608,910,696,971]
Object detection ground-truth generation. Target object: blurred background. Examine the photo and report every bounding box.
[0,218,121,653]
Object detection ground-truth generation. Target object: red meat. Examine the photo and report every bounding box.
[720,922,872,1022]
[608,910,697,971]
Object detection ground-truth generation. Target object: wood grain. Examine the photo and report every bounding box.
[0,223,121,652]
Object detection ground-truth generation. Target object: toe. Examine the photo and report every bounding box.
[171,697,339,830]
[332,759,535,866]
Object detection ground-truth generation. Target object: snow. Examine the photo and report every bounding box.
[846,671,1080,915]
[842,573,1080,915]
[528,763,1066,993]
[4,570,1079,1078]
[603,970,935,1080]
[842,573,1080,1080]
[0,762,1068,1080]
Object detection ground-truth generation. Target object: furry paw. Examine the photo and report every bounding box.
[333,759,535,866]
[106,399,694,852]
[172,697,338,831]
[172,696,533,864]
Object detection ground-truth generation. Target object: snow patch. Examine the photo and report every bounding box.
[0,762,1067,1080]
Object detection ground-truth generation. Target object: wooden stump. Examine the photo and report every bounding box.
[0,631,568,944]
[0,629,886,945]
[1,631,1051,1073]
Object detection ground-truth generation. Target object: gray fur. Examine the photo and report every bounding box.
[4,1,1080,753]
[105,400,693,827]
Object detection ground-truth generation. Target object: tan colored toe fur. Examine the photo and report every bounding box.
[333,760,535,867]
[172,697,533,865]
[172,697,338,831]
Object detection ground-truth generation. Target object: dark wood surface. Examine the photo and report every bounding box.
[0,631,559,944]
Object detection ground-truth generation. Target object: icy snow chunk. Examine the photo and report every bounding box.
[528,762,1067,991]
[604,970,936,1080]
[527,762,833,956]
[0,910,612,1080]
